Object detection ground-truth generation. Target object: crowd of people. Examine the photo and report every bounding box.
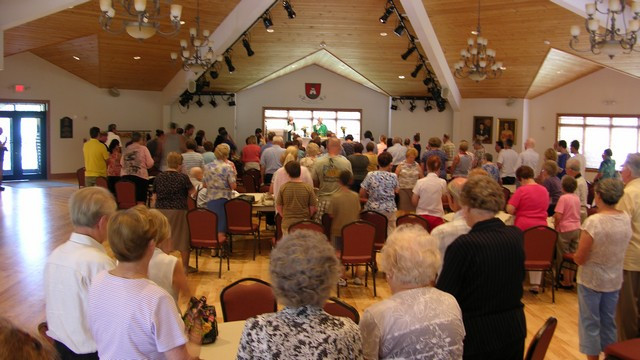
[2,122,633,360]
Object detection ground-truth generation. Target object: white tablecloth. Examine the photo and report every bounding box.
[200,320,246,359]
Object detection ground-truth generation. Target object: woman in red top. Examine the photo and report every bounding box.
[241,135,261,172]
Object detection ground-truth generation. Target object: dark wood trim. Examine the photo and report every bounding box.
[49,172,75,180]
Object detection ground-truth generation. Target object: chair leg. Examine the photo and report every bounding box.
[252,233,258,261]
[550,269,555,303]
[218,247,223,279]
[364,265,368,288]
[226,243,230,270]
[195,248,199,271]
[337,283,340,298]
[372,263,377,297]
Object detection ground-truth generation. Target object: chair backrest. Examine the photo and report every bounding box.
[187,194,197,210]
[241,174,257,193]
[323,297,360,324]
[245,168,262,188]
[321,213,333,239]
[95,177,108,189]
[523,226,557,264]
[396,214,430,232]
[442,194,451,213]
[341,220,376,261]
[359,211,388,250]
[524,317,558,360]
[76,167,86,188]
[224,198,253,229]
[587,181,595,207]
[289,220,325,235]
[115,181,137,209]
[259,184,271,193]
[501,186,511,209]
[186,209,218,248]
[220,278,277,322]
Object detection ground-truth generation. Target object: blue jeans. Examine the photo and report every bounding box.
[578,284,619,356]
[206,198,228,233]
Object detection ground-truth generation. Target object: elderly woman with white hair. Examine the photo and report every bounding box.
[270,145,313,203]
[203,143,237,240]
[300,142,320,175]
[359,225,465,359]
[237,230,362,359]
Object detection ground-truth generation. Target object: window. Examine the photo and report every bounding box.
[0,103,47,112]
[557,114,640,169]
[263,108,361,140]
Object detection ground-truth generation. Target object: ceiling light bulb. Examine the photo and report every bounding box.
[202,29,210,37]
[133,56,141,60]
[379,6,394,23]
[170,52,178,60]
[73,56,80,60]
[180,39,188,48]
[100,0,111,12]
[398,75,405,79]
[134,0,146,12]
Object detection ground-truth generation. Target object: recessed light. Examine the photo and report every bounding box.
[180,20,186,25]
[556,70,563,74]
[133,56,141,60]
[380,32,388,36]
[398,75,405,79]
[266,28,274,33]
[471,30,479,35]
[544,40,551,45]
[291,64,296,68]
[500,66,507,70]
[72,56,80,60]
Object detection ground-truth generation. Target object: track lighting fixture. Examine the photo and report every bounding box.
[242,36,255,57]
[224,52,235,73]
[409,100,416,112]
[263,12,273,29]
[390,98,398,110]
[411,63,423,78]
[394,23,405,37]
[195,96,203,107]
[210,69,219,79]
[282,1,296,19]
[379,5,394,23]
[423,77,433,86]
[424,101,433,112]
[179,97,189,108]
[209,96,217,108]
[228,98,236,106]
[401,45,416,60]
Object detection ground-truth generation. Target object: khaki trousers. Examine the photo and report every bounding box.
[616,270,640,341]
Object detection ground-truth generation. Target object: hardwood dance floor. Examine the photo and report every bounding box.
[0,181,582,359]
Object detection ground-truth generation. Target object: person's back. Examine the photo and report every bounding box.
[181,151,204,176]
[278,181,316,232]
[347,153,369,182]
[148,248,178,303]
[498,148,518,177]
[453,153,471,177]
[83,137,109,178]
[422,149,447,178]
[508,183,549,231]
[260,145,285,178]
[313,154,352,198]
[328,187,361,240]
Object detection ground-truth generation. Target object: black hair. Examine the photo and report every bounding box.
[89,127,100,138]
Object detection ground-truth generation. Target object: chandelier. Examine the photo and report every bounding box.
[453,0,504,82]
[170,0,214,75]
[570,0,640,59]
[99,0,182,40]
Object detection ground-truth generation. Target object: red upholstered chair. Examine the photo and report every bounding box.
[241,173,257,193]
[288,220,325,236]
[524,317,558,360]
[359,210,388,253]
[224,198,261,260]
[187,194,197,211]
[502,186,511,210]
[115,181,137,209]
[604,338,640,360]
[323,297,360,324]
[186,209,229,278]
[524,226,558,303]
[95,177,108,189]
[396,214,430,232]
[219,278,277,322]
[271,213,283,248]
[338,220,377,297]
[76,167,86,188]
[245,168,262,188]
[587,181,595,207]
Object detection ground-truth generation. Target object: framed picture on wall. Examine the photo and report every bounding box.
[473,116,492,144]
[498,118,516,145]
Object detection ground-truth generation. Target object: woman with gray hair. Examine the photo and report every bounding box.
[574,179,631,360]
[237,230,362,359]
[360,225,465,359]
[203,143,237,240]
[437,175,526,359]
[300,141,320,175]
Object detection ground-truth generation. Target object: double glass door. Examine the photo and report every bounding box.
[0,109,47,180]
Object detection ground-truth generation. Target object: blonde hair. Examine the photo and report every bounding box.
[280,146,299,166]
[69,187,117,228]
[167,152,183,169]
[542,160,558,177]
[380,225,441,286]
[108,205,157,262]
[468,168,489,178]
[214,143,230,160]
[406,147,418,159]
[148,209,171,245]
[459,141,469,152]
[305,142,320,157]
[544,148,558,162]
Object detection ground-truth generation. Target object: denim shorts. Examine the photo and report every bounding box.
[578,284,619,355]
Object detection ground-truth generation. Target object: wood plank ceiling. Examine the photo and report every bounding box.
[3,0,639,98]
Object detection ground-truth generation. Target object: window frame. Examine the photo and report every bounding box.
[262,106,363,140]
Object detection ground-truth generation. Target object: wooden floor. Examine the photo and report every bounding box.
[0,180,583,359]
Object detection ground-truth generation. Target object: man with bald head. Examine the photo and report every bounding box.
[313,137,352,221]
[515,138,540,176]
[431,177,470,272]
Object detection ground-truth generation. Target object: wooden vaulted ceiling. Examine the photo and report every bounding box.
[4,0,640,98]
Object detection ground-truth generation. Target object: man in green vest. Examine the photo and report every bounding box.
[313,118,328,137]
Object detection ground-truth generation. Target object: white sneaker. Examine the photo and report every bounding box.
[353,277,363,285]
[266,224,276,231]
[338,278,347,287]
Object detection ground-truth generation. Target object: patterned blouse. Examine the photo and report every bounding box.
[237,305,363,360]
[482,163,500,183]
[203,159,236,201]
[397,160,420,189]
[361,171,398,213]
[154,171,193,210]
[107,151,122,177]
[598,158,617,180]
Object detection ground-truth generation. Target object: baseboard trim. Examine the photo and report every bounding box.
[49,173,76,180]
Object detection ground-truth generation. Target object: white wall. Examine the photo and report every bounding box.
[235,65,390,147]
[0,52,163,174]
[389,101,453,145]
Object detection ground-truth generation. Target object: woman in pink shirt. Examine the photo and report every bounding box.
[241,135,261,172]
[554,176,582,289]
[507,165,550,294]
[120,132,154,204]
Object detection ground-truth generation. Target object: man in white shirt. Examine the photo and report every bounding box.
[45,187,117,359]
[497,139,518,184]
[106,123,121,148]
[515,138,540,176]
[570,140,587,176]
[387,136,407,168]
[430,178,470,273]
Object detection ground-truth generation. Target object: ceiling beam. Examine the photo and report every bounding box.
[399,0,461,111]
[0,0,88,30]
[161,0,275,104]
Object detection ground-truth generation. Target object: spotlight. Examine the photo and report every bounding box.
[224,53,235,73]
[283,1,296,19]
[209,96,218,108]
[195,97,203,107]
[409,100,416,112]
[390,98,398,110]
[424,101,433,112]
[210,70,219,79]
[437,101,446,112]
[394,23,405,37]
[242,36,255,57]
[179,96,190,108]
[411,63,423,78]
[401,45,416,60]
[379,5,394,23]
[262,12,273,29]
[423,77,433,86]
[228,97,236,106]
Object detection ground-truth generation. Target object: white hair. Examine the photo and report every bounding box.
[69,187,117,228]
[380,225,441,286]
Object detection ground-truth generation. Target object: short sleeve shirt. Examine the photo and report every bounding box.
[154,171,193,209]
[313,155,353,198]
[508,184,549,231]
[554,193,581,232]
[598,158,617,179]
[276,182,317,231]
[203,159,237,201]
[361,171,398,213]
[412,173,447,217]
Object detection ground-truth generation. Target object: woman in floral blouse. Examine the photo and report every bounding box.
[203,143,237,241]
[106,139,122,195]
[360,151,399,235]
[395,147,423,214]
[237,230,362,359]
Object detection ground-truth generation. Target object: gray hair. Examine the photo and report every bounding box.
[272,136,284,145]
[447,177,467,205]
[595,178,625,206]
[380,225,441,286]
[305,142,320,157]
[393,136,402,144]
[624,153,640,178]
[69,187,117,228]
[461,175,505,213]
[269,230,341,307]
[566,157,581,173]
